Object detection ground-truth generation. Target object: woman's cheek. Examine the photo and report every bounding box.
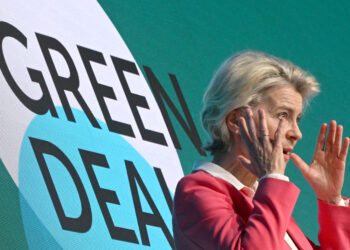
[267,118,280,138]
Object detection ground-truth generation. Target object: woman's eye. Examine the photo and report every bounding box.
[277,112,288,119]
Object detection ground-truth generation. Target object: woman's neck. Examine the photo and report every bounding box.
[212,149,257,188]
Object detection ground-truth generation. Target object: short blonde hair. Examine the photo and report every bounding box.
[201,51,320,154]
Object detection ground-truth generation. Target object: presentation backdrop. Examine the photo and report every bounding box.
[1,0,350,249]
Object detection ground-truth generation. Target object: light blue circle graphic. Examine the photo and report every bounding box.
[19,107,174,249]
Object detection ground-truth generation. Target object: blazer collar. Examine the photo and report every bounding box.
[193,161,309,249]
[192,160,258,194]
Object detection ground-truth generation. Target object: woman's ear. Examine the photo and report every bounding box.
[226,110,240,136]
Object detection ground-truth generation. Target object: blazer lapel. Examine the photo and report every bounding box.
[229,181,313,250]
[287,217,314,250]
[236,188,254,222]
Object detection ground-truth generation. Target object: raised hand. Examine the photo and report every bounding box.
[237,108,286,178]
[291,121,349,204]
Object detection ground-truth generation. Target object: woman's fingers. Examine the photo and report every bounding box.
[319,121,347,160]
[325,120,337,153]
[245,109,258,142]
[332,125,343,156]
[273,118,284,151]
[315,123,327,152]
[237,155,251,170]
[238,117,252,144]
[290,153,309,177]
[339,137,350,162]
[258,109,270,149]
[238,155,261,177]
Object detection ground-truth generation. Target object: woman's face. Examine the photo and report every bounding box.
[254,85,303,162]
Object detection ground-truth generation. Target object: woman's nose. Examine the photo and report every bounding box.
[286,122,302,141]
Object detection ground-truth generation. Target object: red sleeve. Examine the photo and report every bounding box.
[173,172,300,250]
[318,198,350,249]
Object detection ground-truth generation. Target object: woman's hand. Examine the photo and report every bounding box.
[290,121,349,204]
[237,108,286,178]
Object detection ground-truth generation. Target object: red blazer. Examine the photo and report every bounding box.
[173,170,350,249]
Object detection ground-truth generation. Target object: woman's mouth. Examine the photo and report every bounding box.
[283,148,292,161]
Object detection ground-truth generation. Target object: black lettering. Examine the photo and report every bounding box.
[0,21,57,117]
[79,149,139,244]
[154,167,173,213]
[77,46,134,137]
[36,33,100,128]
[29,137,91,233]
[27,68,58,117]
[144,66,206,156]
[126,160,174,248]
[111,57,167,145]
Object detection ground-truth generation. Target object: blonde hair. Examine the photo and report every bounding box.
[201,51,320,154]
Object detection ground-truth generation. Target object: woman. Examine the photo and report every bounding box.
[172,51,350,249]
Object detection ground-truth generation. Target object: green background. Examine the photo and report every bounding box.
[98,0,350,244]
[1,1,350,248]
